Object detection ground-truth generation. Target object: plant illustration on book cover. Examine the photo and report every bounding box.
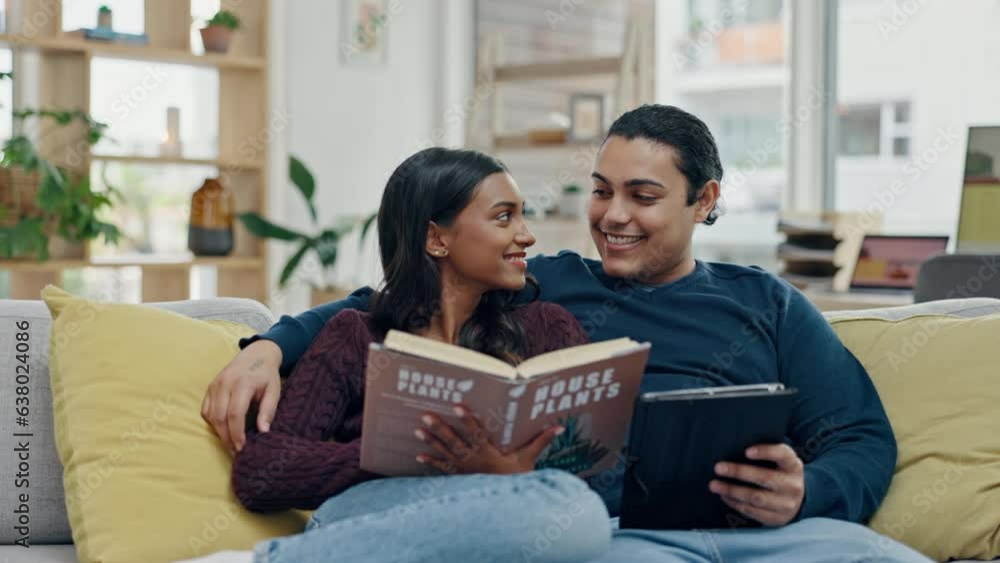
[534,413,612,474]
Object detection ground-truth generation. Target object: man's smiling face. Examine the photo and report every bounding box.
[588,135,717,285]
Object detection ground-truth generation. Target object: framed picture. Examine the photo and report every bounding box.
[340,0,388,66]
[568,94,606,142]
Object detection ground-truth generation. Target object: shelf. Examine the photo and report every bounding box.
[1,256,264,272]
[0,34,265,70]
[494,134,599,151]
[91,154,265,170]
[777,243,837,263]
[493,57,622,82]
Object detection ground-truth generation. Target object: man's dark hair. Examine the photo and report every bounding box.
[605,104,724,225]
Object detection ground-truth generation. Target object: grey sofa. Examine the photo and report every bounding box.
[1,295,998,563]
[0,296,276,563]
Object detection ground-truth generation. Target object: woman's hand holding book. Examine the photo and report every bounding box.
[414,406,565,475]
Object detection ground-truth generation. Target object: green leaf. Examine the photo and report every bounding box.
[36,168,67,213]
[237,212,306,241]
[288,155,317,222]
[99,223,121,245]
[0,218,48,260]
[279,241,313,288]
[358,212,377,249]
[314,230,341,267]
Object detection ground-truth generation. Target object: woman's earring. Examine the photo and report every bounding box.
[438,250,448,257]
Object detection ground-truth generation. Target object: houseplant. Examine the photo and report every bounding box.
[200,10,241,54]
[97,5,113,29]
[559,183,588,218]
[0,84,121,261]
[238,155,376,304]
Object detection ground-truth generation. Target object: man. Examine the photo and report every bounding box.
[203,105,929,562]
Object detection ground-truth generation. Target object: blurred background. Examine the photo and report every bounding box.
[1,0,998,315]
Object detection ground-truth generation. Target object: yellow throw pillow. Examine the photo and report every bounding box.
[829,313,1000,562]
[43,286,309,563]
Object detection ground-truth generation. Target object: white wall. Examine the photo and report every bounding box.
[835,0,1000,236]
[268,0,473,315]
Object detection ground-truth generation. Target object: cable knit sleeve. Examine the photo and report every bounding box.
[519,301,590,357]
[232,310,380,511]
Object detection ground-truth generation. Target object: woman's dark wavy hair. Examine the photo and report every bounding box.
[370,147,537,365]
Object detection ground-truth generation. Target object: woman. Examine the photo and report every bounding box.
[181,148,610,563]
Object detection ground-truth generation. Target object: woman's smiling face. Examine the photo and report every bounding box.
[432,172,536,292]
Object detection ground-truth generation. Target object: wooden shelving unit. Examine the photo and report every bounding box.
[468,4,655,153]
[492,57,623,82]
[0,0,270,303]
[91,154,265,170]
[492,133,596,151]
[0,33,266,69]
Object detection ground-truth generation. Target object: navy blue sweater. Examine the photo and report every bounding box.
[246,252,896,524]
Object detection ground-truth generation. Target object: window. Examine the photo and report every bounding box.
[831,0,999,235]
[661,0,789,270]
[720,0,782,26]
[837,101,911,158]
[61,0,144,34]
[89,58,219,159]
[837,105,880,157]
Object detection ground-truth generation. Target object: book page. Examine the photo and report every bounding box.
[516,337,639,379]
[383,330,518,378]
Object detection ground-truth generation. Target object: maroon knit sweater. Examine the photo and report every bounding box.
[232,301,589,512]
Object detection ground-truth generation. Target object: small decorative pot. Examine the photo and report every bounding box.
[200,25,233,54]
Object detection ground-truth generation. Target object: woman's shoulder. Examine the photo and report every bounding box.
[322,309,382,342]
[514,301,588,353]
[513,300,573,324]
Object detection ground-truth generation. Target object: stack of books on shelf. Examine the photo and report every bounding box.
[777,213,870,292]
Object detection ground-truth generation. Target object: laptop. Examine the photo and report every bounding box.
[849,235,949,294]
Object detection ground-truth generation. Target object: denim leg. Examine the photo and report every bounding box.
[253,469,611,563]
[305,471,559,530]
[589,517,932,563]
[705,517,933,563]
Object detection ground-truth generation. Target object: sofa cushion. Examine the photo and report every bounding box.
[827,300,1000,562]
[41,285,308,562]
[0,293,276,546]
[38,285,309,562]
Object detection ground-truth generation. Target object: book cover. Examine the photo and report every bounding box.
[360,332,650,478]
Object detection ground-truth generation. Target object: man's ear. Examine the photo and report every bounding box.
[694,180,721,223]
[425,221,448,257]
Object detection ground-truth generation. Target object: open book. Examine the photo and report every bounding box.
[360,330,651,478]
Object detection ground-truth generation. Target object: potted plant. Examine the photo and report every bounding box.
[200,10,241,54]
[238,156,376,305]
[97,5,113,29]
[0,88,121,261]
[559,184,588,219]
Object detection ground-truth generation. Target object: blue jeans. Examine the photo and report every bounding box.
[590,517,933,563]
[251,469,931,563]
[251,469,612,563]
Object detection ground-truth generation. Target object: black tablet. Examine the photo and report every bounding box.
[620,383,798,530]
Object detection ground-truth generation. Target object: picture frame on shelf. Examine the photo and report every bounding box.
[568,93,606,142]
[340,0,389,67]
